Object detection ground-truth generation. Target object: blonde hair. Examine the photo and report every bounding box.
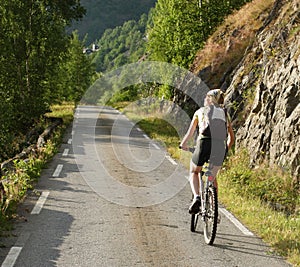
[206,89,224,106]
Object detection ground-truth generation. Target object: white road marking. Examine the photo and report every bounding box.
[184,173,253,236]
[52,164,63,177]
[151,143,160,150]
[219,207,254,236]
[62,148,69,156]
[1,247,22,267]
[31,191,50,215]
[166,155,177,165]
[143,134,150,140]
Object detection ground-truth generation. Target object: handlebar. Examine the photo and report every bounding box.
[179,146,195,153]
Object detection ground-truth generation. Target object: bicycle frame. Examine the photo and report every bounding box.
[191,167,218,245]
[199,168,215,216]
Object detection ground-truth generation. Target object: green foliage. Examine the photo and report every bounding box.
[68,0,156,45]
[147,0,203,68]
[157,84,173,99]
[0,103,73,225]
[58,31,96,104]
[221,150,300,215]
[87,0,254,103]
[147,0,253,68]
[107,86,139,104]
[0,0,94,162]
[92,14,149,72]
[146,0,252,97]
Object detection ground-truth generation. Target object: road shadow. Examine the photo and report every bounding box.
[214,232,291,264]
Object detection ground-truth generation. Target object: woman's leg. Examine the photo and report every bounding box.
[210,164,222,223]
[189,161,202,198]
[210,165,221,193]
[188,162,203,214]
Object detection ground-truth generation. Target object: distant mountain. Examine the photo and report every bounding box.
[69,0,156,45]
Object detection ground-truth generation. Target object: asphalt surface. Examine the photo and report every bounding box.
[0,106,291,267]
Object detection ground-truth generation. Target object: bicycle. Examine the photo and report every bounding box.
[179,146,219,245]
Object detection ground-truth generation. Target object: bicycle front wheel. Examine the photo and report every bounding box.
[203,186,218,245]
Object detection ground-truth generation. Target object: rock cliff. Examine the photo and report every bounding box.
[225,0,300,178]
[183,0,299,179]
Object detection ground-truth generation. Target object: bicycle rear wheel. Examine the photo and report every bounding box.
[190,213,199,232]
[203,186,218,245]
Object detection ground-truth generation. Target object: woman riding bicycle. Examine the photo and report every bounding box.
[179,89,234,214]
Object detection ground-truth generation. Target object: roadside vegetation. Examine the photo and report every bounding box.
[0,103,74,233]
[219,152,300,266]
[0,0,93,233]
[0,1,94,164]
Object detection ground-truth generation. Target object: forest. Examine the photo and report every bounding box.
[69,0,157,45]
[0,0,95,162]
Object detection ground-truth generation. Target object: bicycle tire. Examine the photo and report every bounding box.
[190,213,198,232]
[203,186,218,245]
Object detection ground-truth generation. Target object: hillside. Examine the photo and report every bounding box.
[226,0,299,178]
[69,0,156,44]
[180,0,299,178]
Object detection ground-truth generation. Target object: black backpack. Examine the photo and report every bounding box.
[202,105,227,140]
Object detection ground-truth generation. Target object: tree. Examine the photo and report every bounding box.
[59,31,96,104]
[0,0,85,160]
[147,0,252,69]
[147,0,203,68]
[92,15,148,73]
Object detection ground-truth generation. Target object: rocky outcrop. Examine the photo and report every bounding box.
[225,0,300,178]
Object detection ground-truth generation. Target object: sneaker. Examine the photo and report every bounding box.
[217,214,221,224]
[189,196,201,214]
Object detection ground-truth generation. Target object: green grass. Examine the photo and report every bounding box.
[219,177,300,265]
[218,151,300,266]
[45,102,75,125]
[123,111,300,266]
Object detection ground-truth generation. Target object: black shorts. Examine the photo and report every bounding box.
[192,138,227,167]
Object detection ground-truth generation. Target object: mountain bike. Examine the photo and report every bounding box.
[179,146,218,245]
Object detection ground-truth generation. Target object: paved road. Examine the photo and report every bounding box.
[0,106,291,267]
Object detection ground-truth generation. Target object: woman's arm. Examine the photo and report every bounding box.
[180,116,198,150]
[227,122,235,150]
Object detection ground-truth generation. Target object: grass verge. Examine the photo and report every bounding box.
[219,151,299,266]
